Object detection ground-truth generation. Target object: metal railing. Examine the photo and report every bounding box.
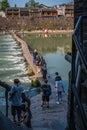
[73,15,87,69]
[72,15,87,129]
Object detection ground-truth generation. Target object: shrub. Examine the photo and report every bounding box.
[31,78,41,87]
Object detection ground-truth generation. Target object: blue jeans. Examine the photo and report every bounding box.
[11,105,21,122]
[57,91,62,101]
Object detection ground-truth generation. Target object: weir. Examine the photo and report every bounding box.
[10,31,42,79]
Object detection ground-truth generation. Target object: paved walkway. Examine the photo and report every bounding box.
[0,78,68,130]
[30,78,68,130]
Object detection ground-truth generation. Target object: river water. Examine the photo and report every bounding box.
[0,33,71,107]
[0,34,39,100]
[22,33,72,91]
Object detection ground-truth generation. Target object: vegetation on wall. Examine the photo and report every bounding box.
[0,16,73,31]
[31,78,41,87]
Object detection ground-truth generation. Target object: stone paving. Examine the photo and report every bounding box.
[30,79,68,130]
[0,78,68,130]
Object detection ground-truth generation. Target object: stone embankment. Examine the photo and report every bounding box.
[18,29,73,35]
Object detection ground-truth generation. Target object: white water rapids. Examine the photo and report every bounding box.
[0,34,39,102]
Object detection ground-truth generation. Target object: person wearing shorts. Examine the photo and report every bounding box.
[41,80,51,108]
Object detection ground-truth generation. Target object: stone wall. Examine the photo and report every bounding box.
[0,16,73,30]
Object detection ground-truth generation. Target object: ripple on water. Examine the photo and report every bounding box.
[0,34,31,94]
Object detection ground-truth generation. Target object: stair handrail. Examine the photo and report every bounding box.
[72,15,87,129]
[73,15,87,70]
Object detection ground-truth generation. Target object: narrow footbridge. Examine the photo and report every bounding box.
[10,31,42,79]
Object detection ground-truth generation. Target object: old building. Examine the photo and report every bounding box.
[65,2,74,17]
[58,2,74,17]
[6,7,19,18]
[6,6,58,18]
[57,5,65,16]
[6,3,74,18]
[29,8,41,17]
[41,8,58,17]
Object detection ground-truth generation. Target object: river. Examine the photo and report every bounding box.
[0,34,39,100]
[22,33,72,91]
[0,33,71,106]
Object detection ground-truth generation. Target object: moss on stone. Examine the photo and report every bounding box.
[28,65,35,76]
[31,78,41,87]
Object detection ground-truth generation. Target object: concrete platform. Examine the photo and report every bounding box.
[30,79,68,130]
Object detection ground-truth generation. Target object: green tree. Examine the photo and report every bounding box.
[1,0,10,11]
[0,2,2,11]
[14,4,17,7]
[25,0,39,8]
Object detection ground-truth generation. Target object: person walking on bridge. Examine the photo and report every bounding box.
[33,49,38,64]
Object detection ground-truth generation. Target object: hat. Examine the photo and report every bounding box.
[14,79,20,84]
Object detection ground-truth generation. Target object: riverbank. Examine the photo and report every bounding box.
[17,29,73,35]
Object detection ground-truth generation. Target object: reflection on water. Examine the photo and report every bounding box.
[0,33,72,97]
[44,52,71,92]
[22,33,72,55]
[22,33,72,91]
[0,35,31,97]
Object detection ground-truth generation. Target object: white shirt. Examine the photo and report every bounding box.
[55,80,63,92]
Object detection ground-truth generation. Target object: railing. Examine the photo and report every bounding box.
[0,80,11,117]
[73,15,87,69]
[72,15,87,129]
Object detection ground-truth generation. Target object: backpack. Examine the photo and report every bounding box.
[45,85,51,96]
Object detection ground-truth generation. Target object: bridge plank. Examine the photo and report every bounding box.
[10,31,42,79]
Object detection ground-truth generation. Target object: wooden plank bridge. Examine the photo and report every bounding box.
[10,31,42,79]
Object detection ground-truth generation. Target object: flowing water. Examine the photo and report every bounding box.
[0,33,71,108]
[0,34,39,100]
[22,33,72,91]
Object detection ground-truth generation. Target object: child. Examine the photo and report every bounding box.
[55,72,64,104]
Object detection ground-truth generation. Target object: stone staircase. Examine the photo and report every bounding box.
[0,86,67,130]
